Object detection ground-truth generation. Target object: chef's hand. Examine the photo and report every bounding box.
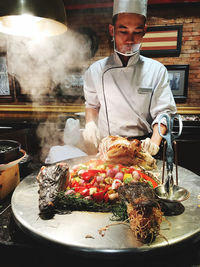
[141,137,159,156]
[82,121,101,154]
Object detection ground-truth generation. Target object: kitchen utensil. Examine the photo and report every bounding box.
[0,164,20,200]
[0,149,26,171]
[0,140,21,164]
[154,114,190,201]
[0,149,26,199]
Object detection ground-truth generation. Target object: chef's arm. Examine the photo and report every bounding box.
[147,66,176,154]
[151,123,167,146]
[85,107,99,123]
[142,123,167,155]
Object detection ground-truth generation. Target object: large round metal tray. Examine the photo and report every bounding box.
[11,156,200,255]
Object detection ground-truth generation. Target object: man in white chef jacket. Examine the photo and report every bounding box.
[83,0,176,155]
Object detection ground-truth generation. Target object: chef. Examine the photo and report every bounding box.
[83,0,176,155]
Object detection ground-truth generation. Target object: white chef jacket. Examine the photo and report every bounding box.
[84,51,176,138]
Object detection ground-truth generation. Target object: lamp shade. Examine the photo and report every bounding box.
[0,0,67,37]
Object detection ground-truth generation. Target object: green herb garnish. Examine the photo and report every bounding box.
[54,192,128,221]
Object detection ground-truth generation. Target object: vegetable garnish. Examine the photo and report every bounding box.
[54,192,128,221]
[54,159,159,220]
[67,159,158,201]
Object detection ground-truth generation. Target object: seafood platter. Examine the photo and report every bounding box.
[11,136,200,255]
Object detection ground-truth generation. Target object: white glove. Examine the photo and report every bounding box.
[82,121,101,149]
[141,137,159,156]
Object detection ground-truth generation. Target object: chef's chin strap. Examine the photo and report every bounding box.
[113,34,141,57]
[114,43,141,57]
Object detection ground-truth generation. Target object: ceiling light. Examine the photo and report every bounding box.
[0,0,67,37]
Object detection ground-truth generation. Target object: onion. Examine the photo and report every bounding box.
[96,176,104,183]
[79,179,85,185]
[113,167,119,173]
[85,196,92,200]
[109,192,119,200]
[65,189,75,195]
[114,172,124,181]
[106,169,116,178]
[72,165,78,170]
[132,171,141,180]
[112,179,122,189]
[88,165,93,169]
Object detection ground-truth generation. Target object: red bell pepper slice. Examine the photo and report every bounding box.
[103,185,110,193]
[70,180,80,188]
[74,186,84,192]
[137,171,158,188]
[90,177,97,186]
[74,186,89,196]
[81,169,99,182]
[93,191,104,201]
[79,188,89,196]
[104,192,109,202]
[85,183,94,189]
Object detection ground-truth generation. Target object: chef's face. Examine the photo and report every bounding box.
[109,13,146,55]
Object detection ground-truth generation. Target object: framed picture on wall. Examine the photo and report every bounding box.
[14,70,85,103]
[0,53,14,102]
[141,25,183,57]
[165,64,189,101]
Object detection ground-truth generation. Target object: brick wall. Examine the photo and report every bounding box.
[67,2,200,108]
[148,4,200,107]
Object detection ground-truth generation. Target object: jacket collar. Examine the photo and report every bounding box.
[103,51,140,74]
[113,51,140,67]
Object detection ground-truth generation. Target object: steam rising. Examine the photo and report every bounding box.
[6,29,91,101]
[4,30,93,162]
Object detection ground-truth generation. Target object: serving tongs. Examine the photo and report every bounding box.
[154,114,190,202]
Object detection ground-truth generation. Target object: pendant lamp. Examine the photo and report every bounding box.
[0,0,67,37]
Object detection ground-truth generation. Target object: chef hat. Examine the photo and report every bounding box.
[113,0,148,18]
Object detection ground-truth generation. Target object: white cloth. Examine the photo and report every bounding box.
[83,51,176,138]
[141,137,159,156]
[45,145,87,164]
[63,118,80,146]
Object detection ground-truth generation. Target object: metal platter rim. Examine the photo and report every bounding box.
[11,194,200,257]
[13,205,200,254]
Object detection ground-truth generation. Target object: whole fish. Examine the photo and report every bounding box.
[117,182,184,243]
[37,162,70,219]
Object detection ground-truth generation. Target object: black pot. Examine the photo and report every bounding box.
[0,140,21,164]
